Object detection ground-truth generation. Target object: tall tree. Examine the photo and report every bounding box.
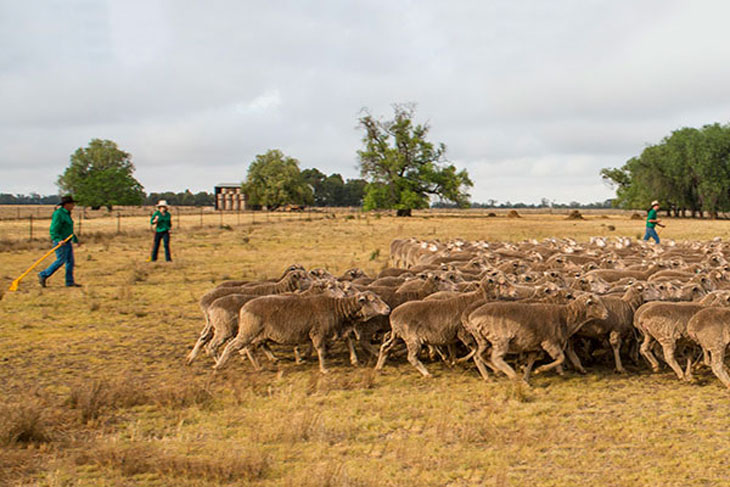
[243,150,313,210]
[58,139,145,210]
[357,103,473,212]
[602,123,730,218]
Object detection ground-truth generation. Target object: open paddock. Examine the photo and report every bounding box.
[1,211,729,486]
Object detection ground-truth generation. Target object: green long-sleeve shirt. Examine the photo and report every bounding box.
[646,208,658,228]
[49,207,78,243]
[151,210,172,232]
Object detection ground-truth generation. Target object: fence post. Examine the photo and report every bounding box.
[29,214,33,240]
[220,209,223,227]
[117,211,121,234]
[237,208,240,226]
[176,207,181,230]
[200,208,203,227]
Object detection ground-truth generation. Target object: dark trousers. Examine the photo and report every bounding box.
[39,241,75,285]
[151,231,171,261]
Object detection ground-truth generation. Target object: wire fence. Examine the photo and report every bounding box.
[0,205,645,243]
[0,206,360,243]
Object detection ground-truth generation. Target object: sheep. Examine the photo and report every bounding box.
[633,302,707,380]
[213,291,390,373]
[241,269,313,296]
[686,308,730,388]
[197,269,312,332]
[354,274,459,358]
[187,279,348,366]
[463,294,609,382]
[585,264,664,283]
[339,268,369,281]
[571,283,662,374]
[215,264,305,288]
[375,281,493,377]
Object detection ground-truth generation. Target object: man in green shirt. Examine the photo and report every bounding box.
[643,200,664,244]
[150,200,172,262]
[38,195,81,287]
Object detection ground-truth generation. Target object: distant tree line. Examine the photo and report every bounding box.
[144,190,214,207]
[601,123,730,218]
[432,199,614,209]
[0,193,61,205]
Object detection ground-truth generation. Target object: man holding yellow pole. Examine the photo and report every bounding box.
[38,195,82,287]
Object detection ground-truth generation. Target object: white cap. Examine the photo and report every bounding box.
[651,200,659,207]
[156,200,168,207]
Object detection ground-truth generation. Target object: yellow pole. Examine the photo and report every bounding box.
[8,235,73,292]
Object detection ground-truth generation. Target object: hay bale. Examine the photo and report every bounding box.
[507,210,520,218]
[565,210,584,220]
[630,212,643,220]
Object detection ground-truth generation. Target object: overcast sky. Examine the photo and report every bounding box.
[2,1,730,203]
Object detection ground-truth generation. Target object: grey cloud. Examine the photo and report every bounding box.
[2,0,730,203]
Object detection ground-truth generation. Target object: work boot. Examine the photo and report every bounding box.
[66,283,82,288]
[38,273,47,288]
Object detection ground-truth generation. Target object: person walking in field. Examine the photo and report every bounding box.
[38,195,81,287]
[643,200,665,244]
[150,200,172,262]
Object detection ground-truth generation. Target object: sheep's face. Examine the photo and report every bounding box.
[641,284,663,302]
[679,284,705,301]
[344,268,365,280]
[357,292,390,320]
[434,275,458,292]
[292,270,313,291]
[582,295,609,321]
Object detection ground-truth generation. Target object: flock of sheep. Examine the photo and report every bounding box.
[186,236,730,389]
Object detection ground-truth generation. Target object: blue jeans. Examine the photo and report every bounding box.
[39,241,75,285]
[151,231,171,261]
[643,226,660,244]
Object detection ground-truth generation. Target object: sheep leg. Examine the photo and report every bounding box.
[186,322,214,365]
[471,335,492,381]
[659,339,685,380]
[214,334,252,370]
[522,352,540,381]
[311,335,329,374]
[346,336,359,366]
[432,345,449,363]
[609,331,626,373]
[533,341,566,376]
[702,347,711,367]
[206,329,236,363]
[375,331,398,371]
[446,343,457,367]
[259,343,280,363]
[242,347,261,370]
[490,340,518,380]
[640,333,660,372]
[294,344,313,364]
[565,341,586,374]
[358,331,381,357]
[406,340,432,378]
[709,348,730,388]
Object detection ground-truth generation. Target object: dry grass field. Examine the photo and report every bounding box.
[1,210,730,486]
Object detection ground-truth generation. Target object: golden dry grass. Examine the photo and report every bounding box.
[1,209,730,486]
